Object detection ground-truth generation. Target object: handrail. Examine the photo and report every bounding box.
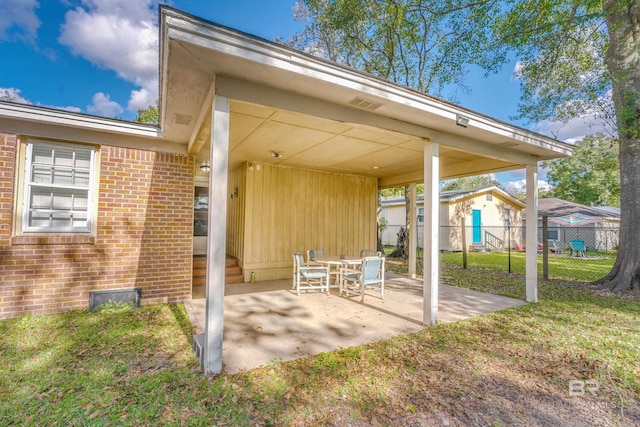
[484,229,504,251]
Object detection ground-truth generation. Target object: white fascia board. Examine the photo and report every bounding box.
[0,102,162,138]
[161,9,572,158]
[158,7,174,135]
[0,102,188,154]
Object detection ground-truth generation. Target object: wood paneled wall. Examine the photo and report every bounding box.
[226,163,246,261]
[228,163,378,281]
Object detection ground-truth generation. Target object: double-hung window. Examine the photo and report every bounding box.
[22,140,96,233]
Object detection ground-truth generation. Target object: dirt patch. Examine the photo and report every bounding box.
[584,282,640,302]
[280,345,639,426]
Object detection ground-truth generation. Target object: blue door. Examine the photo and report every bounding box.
[472,210,482,243]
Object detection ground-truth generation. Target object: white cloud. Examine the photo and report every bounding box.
[1,86,84,113]
[128,87,153,112]
[512,61,524,80]
[58,0,159,113]
[0,87,31,104]
[87,92,124,117]
[0,0,40,42]
[530,111,613,144]
[505,179,553,194]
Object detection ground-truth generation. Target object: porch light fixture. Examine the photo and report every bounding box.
[455,113,470,128]
[271,151,283,158]
[200,161,210,173]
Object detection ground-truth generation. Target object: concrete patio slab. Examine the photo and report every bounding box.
[184,274,524,373]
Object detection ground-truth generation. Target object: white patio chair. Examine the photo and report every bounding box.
[306,249,324,266]
[292,253,330,295]
[339,256,385,302]
[550,240,568,255]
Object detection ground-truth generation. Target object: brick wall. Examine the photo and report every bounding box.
[0,134,194,319]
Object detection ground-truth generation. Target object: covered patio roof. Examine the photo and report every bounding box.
[159,6,572,187]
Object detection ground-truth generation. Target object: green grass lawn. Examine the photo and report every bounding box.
[384,245,616,282]
[441,250,616,282]
[1,273,638,426]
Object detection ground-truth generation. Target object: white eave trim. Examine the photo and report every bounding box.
[0,101,162,139]
[160,7,573,158]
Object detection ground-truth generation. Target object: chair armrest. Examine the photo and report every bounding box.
[300,265,329,273]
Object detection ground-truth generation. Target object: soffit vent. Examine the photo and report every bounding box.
[348,96,384,111]
[173,113,193,126]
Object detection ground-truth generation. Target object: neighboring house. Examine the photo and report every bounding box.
[526,198,621,251]
[381,187,525,251]
[592,205,621,218]
[0,6,572,372]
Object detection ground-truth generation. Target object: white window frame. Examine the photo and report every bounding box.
[417,207,424,224]
[22,139,96,233]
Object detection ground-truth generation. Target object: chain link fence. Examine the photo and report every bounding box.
[384,223,618,283]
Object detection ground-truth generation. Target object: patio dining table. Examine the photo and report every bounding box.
[313,256,362,287]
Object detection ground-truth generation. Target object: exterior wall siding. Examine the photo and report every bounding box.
[0,134,194,319]
[241,163,377,281]
[226,163,246,264]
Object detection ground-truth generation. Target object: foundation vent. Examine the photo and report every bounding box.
[89,288,141,311]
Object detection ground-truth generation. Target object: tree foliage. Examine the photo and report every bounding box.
[0,90,18,102]
[441,174,501,192]
[493,1,612,125]
[134,101,159,124]
[380,184,424,198]
[288,0,508,100]
[491,1,640,291]
[543,134,620,207]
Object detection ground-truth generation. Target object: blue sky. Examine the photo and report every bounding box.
[0,0,606,191]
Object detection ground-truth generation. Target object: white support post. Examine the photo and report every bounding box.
[525,164,538,303]
[408,182,417,278]
[423,142,439,325]
[204,95,230,375]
